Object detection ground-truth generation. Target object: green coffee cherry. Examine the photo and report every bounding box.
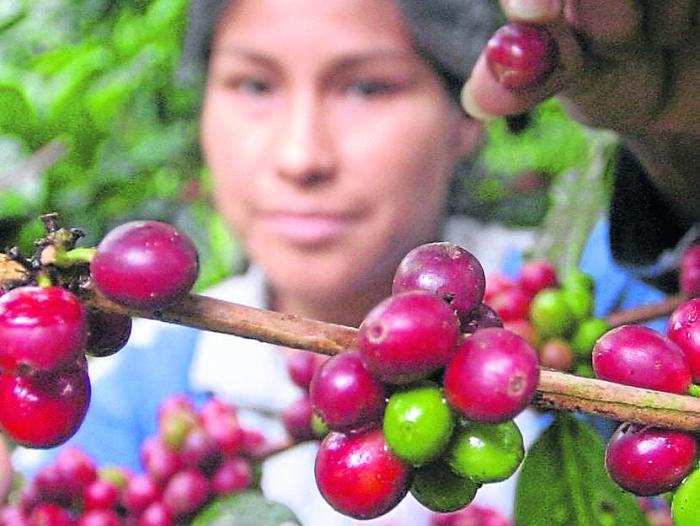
[411,459,480,513]
[530,288,577,339]
[672,467,700,526]
[562,271,595,293]
[383,382,454,466]
[571,318,611,358]
[561,285,594,323]
[446,420,524,484]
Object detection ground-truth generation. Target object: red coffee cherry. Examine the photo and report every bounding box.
[444,328,539,423]
[605,423,697,496]
[518,259,558,296]
[0,286,87,374]
[667,298,700,382]
[356,290,460,384]
[0,362,91,448]
[680,244,700,297]
[315,429,411,520]
[592,325,691,394]
[309,350,386,433]
[485,22,559,91]
[392,242,486,325]
[91,221,199,310]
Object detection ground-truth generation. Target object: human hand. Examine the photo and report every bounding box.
[462,0,700,138]
[0,436,12,504]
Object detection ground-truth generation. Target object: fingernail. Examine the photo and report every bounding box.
[507,0,560,21]
[460,84,497,122]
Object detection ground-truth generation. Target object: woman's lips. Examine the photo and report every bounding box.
[259,211,358,245]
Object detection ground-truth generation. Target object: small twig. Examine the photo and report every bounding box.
[606,294,688,327]
[79,287,700,432]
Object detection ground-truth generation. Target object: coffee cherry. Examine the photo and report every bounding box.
[82,480,120,512]
[0,506,28,526]
[383,382,454,466]
[529,288,577,339]
[158,400,198,451]
[488,287,531,322]
[91,221,199,310]
[55,448,97,500]
[309,351,386,433]
[561,285,594,323]
[672,466,700,526]
[140,437,181,485]
[503,319,540,347]
[85,310,132,358]
[161,469,209,520]
[0,286,87,374]
[200,400,244,457]
[286,351,324,390]
[122,474,160,515]
[392,242,486,324]
[484,274,515,304]
[211,457,253,496]
[356,290,460,384]
[667,298,700,382]
[281,395,315,442]
[0,362,91,448]
[518,259,558,296]
[410,460,479,513]
[315,429,411,520]
[76,510,120,526]
[570,317,611,359]
[680,244,700,297]
[28,504,74,526]
[446,420,524,484]
[485,22,559,91]
[461,303,503,334]
[605,423,697,496]
[444,328,539,423]
[538,338,574,371]
[34,465,73,507]
[139,501,173,526]
[592,325,691,394]
[180,427,222,475]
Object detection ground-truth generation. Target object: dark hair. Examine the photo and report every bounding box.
[179,0,500,103]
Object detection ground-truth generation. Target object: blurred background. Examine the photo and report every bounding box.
[0,0,616,289]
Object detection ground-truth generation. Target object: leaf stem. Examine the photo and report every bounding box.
[79,288,700,432]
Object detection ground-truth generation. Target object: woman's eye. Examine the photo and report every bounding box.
[224,78,273,95]
[349,80,399,96]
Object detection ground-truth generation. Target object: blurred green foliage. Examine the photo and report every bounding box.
[0,0,604,289]
[0,0,239,290]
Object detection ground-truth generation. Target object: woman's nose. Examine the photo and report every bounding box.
[274,93,337,186]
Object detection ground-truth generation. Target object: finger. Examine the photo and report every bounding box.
[564,0,643,57]
[498,0,562,23]
[461,23,583,120]
[641,0,695,47]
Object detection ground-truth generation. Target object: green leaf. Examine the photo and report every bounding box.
[0,84,38,140]
[0,0,28,32]
[192,491,301,526]
[515,413,649,526]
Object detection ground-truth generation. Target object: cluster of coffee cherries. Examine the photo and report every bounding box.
[308,242,540,519]
[0,218,199,449]
[280,351,329,442]
[485,260,609,377]
[591,294,700,523]
[0,395,266,526]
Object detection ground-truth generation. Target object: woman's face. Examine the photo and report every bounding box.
[202,0,480,306]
